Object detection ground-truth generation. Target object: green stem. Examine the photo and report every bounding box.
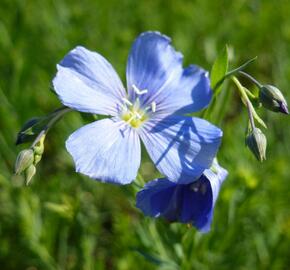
[231,76,249,101]
[31,130,46,147]
[246,99,256,130]
[244,87,257,100]
[45,106,73,131]
[239,71,263,88]
[213,57,258,95]
[231,76,261,130]
[204,57,258,121]
[31,106,73,147]
[225,57,257,78]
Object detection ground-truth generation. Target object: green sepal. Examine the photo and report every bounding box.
[25,164,36,185]
[14,149,34,174]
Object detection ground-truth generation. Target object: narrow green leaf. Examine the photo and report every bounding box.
[226,56,257,78]
[210,45,229,94]
[133,248,164,265]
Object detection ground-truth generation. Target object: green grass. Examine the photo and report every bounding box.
[0,0,290,269]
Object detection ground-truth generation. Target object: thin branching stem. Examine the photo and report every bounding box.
[231,76,256,130]
[31,106,73,147]
[238,71,263,88]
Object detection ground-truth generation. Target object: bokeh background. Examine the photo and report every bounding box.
[1,0,290,269]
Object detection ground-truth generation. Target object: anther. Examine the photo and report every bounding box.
[122,98,133,106]
[151,101,156,113]
[132,84,148,95]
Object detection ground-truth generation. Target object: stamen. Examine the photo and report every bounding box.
[151,101,156,113]
[120,86,151,128]
[120,103,128,112]
[127,115,135,123]
[132,84,148,95]
[135,111,142,119]
[122,98,133,106]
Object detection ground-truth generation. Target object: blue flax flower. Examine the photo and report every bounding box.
[53,31,222,185]
[136,160,228,232]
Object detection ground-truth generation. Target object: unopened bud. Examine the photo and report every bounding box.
[246,128,267,162]
[33,134,45,155]
[34,154,42,165]
[15,149,34,174]
[25,164,36,185]
[259,85,288,114]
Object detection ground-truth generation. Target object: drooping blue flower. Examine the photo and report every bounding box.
[136,160,228,232]
[53,31,222,185]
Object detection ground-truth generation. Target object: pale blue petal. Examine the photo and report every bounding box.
[126,32,183,104]
[156,65,212,114]
[66,118,141,184]
[126,32,211,113]
[139,115,222,184]
[53,46,126,116]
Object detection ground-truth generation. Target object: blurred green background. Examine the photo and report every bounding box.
[1,0,290,269]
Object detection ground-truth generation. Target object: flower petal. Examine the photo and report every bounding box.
[180,176,213,232]
[126,32,211,113]
[139,115,222,184]
[190,162,228,232]
[136,162,227,232]
[136,177,212,231]
[203,159,228,205]
[126,32,182,103]
[156,65,212,114]
[53,46,126,116]
[136,179,177,218]
[66,118,141,184]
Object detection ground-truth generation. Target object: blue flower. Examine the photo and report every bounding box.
[136,160,228,232]
[53,31,222,184]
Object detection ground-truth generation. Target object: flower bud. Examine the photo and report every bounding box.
[34,154,42,165]
[259,85,288,114]
[25,164,36,185]
[33,134,45,155]
[246,128,267,162]
[15,149,34,174]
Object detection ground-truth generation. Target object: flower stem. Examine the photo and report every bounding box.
[244,87,257,100]
[246,99,256,130]
[45,106,73,131]
[238,71,263,88]
[231,76,256,130]
[32,106,73,147]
